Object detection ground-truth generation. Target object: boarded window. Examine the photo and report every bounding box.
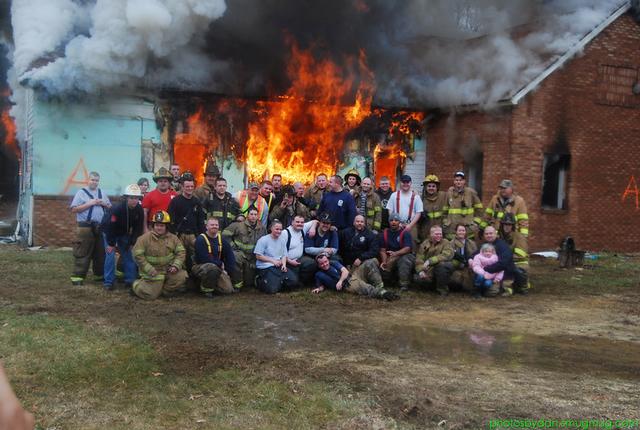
[542,153,570,210]
[596,65,639,108]
[464,152,483,199]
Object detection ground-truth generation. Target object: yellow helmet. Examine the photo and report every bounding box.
[153,210,171,224]
[423,174,440,185]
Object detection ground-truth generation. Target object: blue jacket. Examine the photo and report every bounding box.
[304,229,339,255]
[318,189,356,230]
[194,233,236,273]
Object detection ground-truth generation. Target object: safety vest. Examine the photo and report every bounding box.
[238,191,266,219]
[199,233,223,259]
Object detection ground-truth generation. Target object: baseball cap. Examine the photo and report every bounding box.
[454,171,465,178]
[248,182,259,190]
[318,212,333,223]
[400,174,412,182]
[499,179,513,188]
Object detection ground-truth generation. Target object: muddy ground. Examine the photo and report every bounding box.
[1,249,639,429]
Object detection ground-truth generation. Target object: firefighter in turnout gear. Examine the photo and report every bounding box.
[344,169,362,197]
[202,177,242,231]
[194,163,221,203]
[269,185,310,228]
[303,173,328,217]
[193,218,237,297]
[418,174,448,243]
[485,179,530,237]
[443,171,486,240]
[222,206,266,290]
[355,177,382,232]
[414,225,455,296]
[132,211,187,300]
[167,172,206,277]
[498,213,530,295]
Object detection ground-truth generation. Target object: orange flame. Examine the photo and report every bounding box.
[244,44,374,184]
[1,108,19,159]
[173,107,213,182]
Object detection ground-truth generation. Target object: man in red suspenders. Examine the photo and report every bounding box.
[385,175,423,248]
[379,213,416,291]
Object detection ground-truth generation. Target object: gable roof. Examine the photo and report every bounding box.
[507,1,631,105]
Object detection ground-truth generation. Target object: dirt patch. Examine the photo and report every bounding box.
[1,248,639,427]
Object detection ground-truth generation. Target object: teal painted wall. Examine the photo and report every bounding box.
[31,97,160,196]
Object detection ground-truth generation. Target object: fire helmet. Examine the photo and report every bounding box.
[153,210,171,224]
[123,184,143,197]
[204,164,221,177]
[423,174,440,185]
[153,167,173,183]
[344,169,361,185]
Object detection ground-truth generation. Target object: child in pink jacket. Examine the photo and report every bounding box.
[470,243,504,295]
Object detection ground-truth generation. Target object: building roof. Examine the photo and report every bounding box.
[506,1,631,105]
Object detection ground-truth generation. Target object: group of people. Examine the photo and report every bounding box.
[69,163,531,300]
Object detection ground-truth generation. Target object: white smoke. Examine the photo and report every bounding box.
[11,0,227,93]
[6,0,631,107]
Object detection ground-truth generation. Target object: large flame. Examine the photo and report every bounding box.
[244,44,374,184]
[173,107,212,181]
[1,89,19,159]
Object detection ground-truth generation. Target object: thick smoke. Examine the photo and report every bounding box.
[7,0,628,107]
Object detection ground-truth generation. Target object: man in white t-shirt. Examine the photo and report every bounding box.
[386,174,423,247]
[254,220,298,293]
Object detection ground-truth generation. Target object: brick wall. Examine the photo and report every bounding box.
[425,12,640,252]
[32,195,122,247]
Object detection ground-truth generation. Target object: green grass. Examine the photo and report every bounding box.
[0,307,368,429]
[531,253,640,295]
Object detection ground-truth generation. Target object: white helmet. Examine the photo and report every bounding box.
[123,184,143,197]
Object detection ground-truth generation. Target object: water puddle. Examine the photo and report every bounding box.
[376,324,640,380]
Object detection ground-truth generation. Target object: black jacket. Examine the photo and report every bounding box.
[104,201,144,246]
[338,226,380,266]
[484,238,516,277]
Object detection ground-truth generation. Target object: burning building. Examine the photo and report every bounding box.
[3,0,639,251]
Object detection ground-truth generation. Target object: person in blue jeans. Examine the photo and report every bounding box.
[103,184,145,291]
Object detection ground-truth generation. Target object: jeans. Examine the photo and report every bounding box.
[103,234,137,286]
[474,273,493,292]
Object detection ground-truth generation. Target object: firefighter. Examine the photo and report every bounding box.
[169,163,181,192]
[448,224,478,292]
[102,183,145,291]
[339,214,380,268]
[375,176,393,230]
[194,164,221,204]
[222,206,266,290]
[259,181,275,212]
[236,182,269,227]
[203,177,242,231]
[414,225,454,296]
[355,177,382,232]
[132,211,187,300]
[379,213,415,291]
[443,171,485,240]
[485,179,530,237]
[303,173,328,217]
[254,220,298,294]
[498,213,530,295]
[269,184,310,227]
[193,218,237,298]
[311,253,399,300]
[141,167,177,232]
[385,175,423,247]
[344,169,362,197]
[418,174,447,243]
[167,171,206,276]
[69,171,112,285]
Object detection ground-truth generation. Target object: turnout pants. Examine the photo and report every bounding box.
[256,266,298,294]
[345,259,387,298]
[413,262,454,294]
[132,270,187,300]
[231,251,257,289]
[192,263,235,295]
[381,254,415,288]
[71,224,105,282]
